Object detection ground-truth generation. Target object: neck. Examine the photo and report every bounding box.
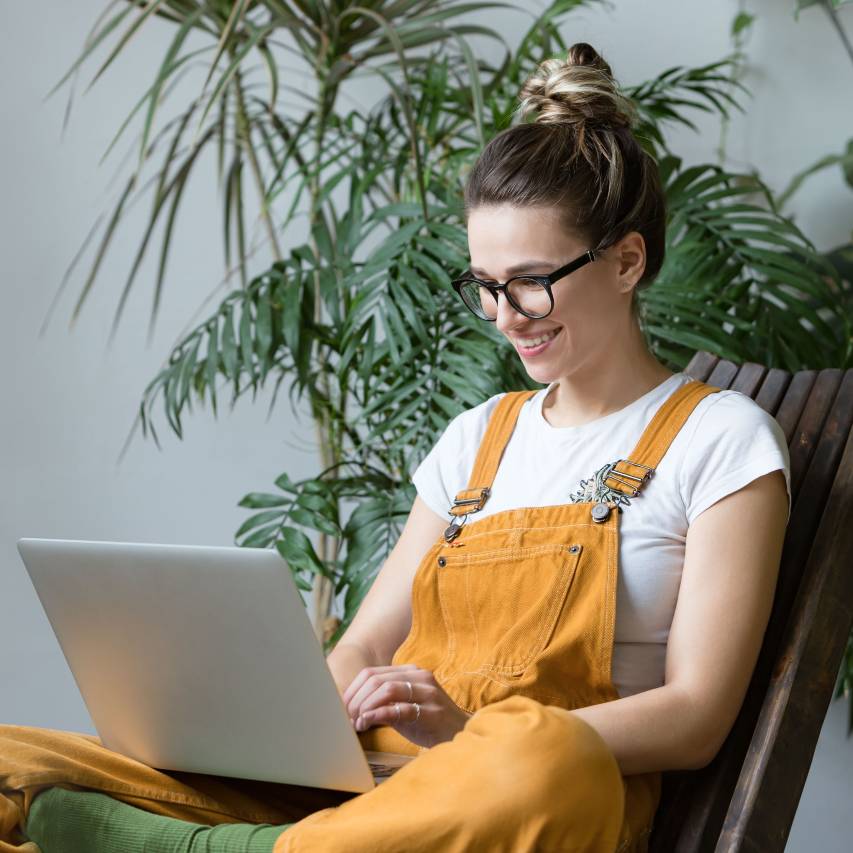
[541,321,674,429]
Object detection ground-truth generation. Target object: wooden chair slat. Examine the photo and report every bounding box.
[753,369,792,417]
[774,370,818,443]
[783,371,852,582]
[788,370,843,501]
[730,362,767,397]
[706,359,740,389]
[685,351,720,381]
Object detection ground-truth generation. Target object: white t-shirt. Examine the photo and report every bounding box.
[410,372,791,699]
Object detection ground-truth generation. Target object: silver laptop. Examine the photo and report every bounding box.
[16,537,415,793]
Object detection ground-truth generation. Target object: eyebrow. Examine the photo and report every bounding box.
[468,259,556,278]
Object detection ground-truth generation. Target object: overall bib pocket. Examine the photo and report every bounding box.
[436,542,583,677]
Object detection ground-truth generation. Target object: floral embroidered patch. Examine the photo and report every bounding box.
[568,460,633,510]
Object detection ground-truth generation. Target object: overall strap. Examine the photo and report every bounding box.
[602,379,721,499]
[443,390,537,541]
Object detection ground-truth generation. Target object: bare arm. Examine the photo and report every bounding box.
[567,469,789,776]
[326,495,448,695]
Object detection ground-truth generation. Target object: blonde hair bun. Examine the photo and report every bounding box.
[518,42,636,131]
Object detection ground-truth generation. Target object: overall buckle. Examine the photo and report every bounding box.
[603,459,654,497]
[450,487,491,513]
[444,487,491,541]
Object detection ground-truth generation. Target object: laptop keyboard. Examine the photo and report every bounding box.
[363,749,413,781]
[368,761,401,778]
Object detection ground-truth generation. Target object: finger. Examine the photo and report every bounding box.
[347,671,423,721]
[356,699,422,732]
[343,665,420,718]
[341,664,418,707]
[356,679,421,718]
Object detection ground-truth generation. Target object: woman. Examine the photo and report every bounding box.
[3,42,790,853]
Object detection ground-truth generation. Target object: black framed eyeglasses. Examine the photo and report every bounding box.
[450,249,598,321]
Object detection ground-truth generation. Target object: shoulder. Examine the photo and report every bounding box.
[438,391,512,449]
[414,386,538,476]
[410,390,511,475]
[677,387,791,524]
[409,390,518,518]
[684,387,787,448]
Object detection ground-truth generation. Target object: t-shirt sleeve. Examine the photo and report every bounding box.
[409,394,504,520]
[678,391,792,526]
[410,415,462,520]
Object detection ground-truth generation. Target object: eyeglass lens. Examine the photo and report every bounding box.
[458,278,551,320]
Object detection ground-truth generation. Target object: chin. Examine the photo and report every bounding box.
[521,364,562,385]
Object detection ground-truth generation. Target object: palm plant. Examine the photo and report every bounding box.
[52,0,850,664]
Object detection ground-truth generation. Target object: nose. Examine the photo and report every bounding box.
[494,289,528,331]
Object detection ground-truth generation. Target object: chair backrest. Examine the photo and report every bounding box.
[648,352,853,853]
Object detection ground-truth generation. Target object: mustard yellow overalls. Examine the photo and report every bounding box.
[1,379,719,853]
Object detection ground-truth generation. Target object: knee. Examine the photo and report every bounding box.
[461,696,625,834]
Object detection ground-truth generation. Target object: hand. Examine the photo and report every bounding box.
[343,664,472,749]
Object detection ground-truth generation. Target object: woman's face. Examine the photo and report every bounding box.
[465,204,643,385]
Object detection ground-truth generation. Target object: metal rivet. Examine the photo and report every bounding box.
[591,502,611,523]
[437,557,447,567]
[568,544,580,554]
[444,522,462,542]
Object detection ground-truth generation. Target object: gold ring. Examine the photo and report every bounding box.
[394,702,401,723]
[406,680,413,702]
[413,702,420,722]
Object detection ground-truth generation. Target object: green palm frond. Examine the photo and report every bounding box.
[625,57,750,158]
[48,0,510,335]
[649,159,849,369]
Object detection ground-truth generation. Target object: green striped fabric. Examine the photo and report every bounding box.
[25,787,291,853]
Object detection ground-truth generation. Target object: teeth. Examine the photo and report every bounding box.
[518,329,559,348]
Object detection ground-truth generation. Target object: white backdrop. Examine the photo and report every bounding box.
[2,1,851,849]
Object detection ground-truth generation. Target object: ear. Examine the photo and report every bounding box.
[613,231,646,294]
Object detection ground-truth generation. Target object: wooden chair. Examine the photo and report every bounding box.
[648,351,853,852]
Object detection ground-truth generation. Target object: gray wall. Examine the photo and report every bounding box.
[2,1,850,849]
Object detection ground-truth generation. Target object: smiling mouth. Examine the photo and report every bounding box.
[514,328,561,348]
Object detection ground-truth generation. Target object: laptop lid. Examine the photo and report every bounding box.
[17,537,411,793]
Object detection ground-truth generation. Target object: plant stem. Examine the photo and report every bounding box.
[306,60,338,639]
